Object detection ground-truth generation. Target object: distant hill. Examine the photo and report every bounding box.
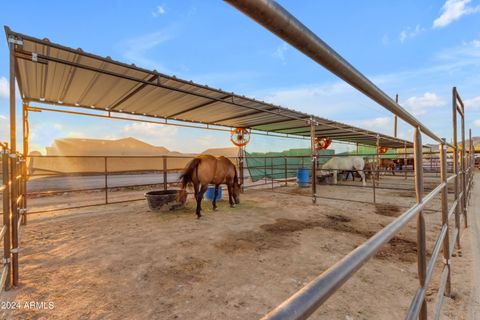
[467,136,480,146]
[201,147,239,157]
[39,137,238,157]
[45,137,172,156]
[447,136,480,151]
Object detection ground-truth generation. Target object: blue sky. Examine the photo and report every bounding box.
[1,0,480,153]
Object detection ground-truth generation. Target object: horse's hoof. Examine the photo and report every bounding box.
[230,204,235,208]
[213,207,218,211]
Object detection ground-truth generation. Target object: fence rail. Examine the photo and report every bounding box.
[0,142,27,292]
[5,135,477,318]
[219,1,478,317]
[25,150,451,214]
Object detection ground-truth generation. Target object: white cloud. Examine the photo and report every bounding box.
[0,77,8,99]
[466,39,480,48]
[28,122,71,153]
[0,114,7,143]
[465,96,480,109]
[152,5,166,17]
[189,70,261,89]
[433,0,480,28]
[399,25,425,43]
[474,119,480,127]
[122,122,178,148]
[254,81,372,118]
[119,28,174,72]
[195,135,216,147]
[271,43,289,64]
[349,117,392,132]
[437,38,480,61]
[402,92,446,116]
[260,81,349,105]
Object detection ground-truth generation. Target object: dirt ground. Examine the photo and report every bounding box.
[0,174,476,320]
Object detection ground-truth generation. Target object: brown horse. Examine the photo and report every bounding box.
[177,155,241,218]
[379,159,396,175]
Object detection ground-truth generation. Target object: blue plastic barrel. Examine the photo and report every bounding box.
[205,185,222,201]
[297,168,310,188]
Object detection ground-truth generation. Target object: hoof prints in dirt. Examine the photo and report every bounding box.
[215,215,355,253]
[375,204,401,217]
[396,191,416,198]
[215,218,327,253]
[215,215,422,263]
[260,218,322,233]
[376,237,421,263]
[142,257,210,291]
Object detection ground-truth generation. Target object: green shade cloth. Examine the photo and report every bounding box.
[245,148,334,182]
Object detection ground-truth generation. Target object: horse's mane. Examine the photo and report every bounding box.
[179,157,201,188]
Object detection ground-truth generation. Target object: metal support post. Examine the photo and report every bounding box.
[9,37,19,287]
[394,94,398,137]
[452,87,461,250]
[440,139,451,296]
[104,157,108,204]
[376,134,380,185]
[239,146,245,192]
[460,98,467,227]
[310,118,317,204]
[21,102,28,225]
[163,156,168,190]
[414,127,427,320]
[2,146,11,290]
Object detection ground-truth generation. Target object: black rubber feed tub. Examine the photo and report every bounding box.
[145,190,184,212]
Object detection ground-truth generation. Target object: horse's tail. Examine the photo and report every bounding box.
[179,158,201,189]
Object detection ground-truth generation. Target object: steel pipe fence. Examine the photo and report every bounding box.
[258,131,472,320]
[25,151,447,214]
[3,3,477,318]
[14,116,475,320]
[0,143,27,292]
[1,143,11,293]
[222,1,476,318]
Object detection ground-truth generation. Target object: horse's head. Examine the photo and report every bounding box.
[176,189,188,204]
[232,182,242,204]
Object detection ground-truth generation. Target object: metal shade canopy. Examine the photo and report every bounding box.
[5,26,412,148]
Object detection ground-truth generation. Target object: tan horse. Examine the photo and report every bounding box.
[177,155,241,218]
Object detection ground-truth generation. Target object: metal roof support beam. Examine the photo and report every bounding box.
[252,117,307,128]
[26,104,311,142]
[224,0,443,144]
[212,107,278,123]
[167,94,231,118]
[6,26,414,148]
[257,120,409,146]
[284,128,379,139]
[8,27,303,120]
[277,127,367,135]
[109,74,159,111]
[16,49,307,124]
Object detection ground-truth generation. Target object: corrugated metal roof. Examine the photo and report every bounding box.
[6,26,412,148]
